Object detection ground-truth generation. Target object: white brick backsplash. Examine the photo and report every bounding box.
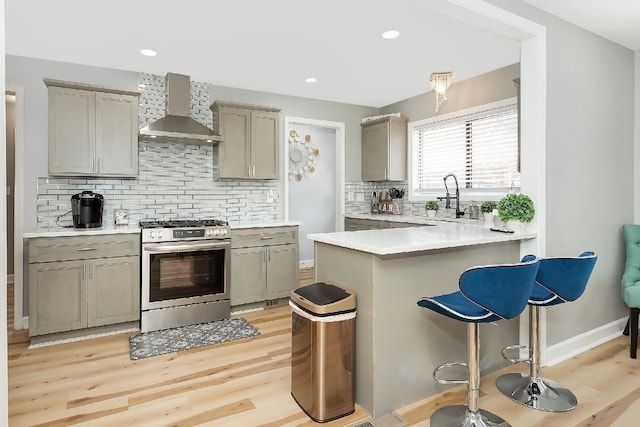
[35,72,281,228]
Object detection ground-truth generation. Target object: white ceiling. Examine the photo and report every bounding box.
[5,1,639,108]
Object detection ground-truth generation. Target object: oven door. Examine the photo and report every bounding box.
[142,240,230,310]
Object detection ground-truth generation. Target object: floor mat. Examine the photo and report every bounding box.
[128,317,260,360]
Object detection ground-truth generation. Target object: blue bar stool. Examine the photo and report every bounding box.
[417,255,539,427]
[496,252,597,412]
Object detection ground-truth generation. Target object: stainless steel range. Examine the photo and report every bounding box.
[139,219,231,333]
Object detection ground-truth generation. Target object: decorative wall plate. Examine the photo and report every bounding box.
[288,130,319,181]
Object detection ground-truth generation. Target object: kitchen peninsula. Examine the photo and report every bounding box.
[309,221,536,416]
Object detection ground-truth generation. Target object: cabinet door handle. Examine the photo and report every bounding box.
[77,247,97,251]
[263,249,267,262]
[252,165,256,177]
[88,263,93,279]
[97,157,101,173]
[260,236,273,240]
[385,168,388,179]
[267,249,271,262]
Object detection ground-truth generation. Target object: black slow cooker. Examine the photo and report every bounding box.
[71,191,104,228]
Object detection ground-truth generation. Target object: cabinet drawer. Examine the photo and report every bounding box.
[232,226,298,248]
[29,234,140,263]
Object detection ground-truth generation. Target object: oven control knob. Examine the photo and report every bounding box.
[150,231,157,238]
[158,231,164,238]
[207,229,214,236]
[221,229,228,236]
[213,229,221,236]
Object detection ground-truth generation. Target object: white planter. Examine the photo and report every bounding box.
[505,220,527,234]
[426,210,437,218]
[483,213,495,224]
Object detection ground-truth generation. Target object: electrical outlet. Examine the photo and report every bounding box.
[356,193,365,202]
[347,191,354,201]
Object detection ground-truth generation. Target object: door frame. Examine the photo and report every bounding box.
[282,117,345,234]
[6,84,26,330]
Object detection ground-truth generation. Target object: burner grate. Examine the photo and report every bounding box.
[139,219,228,229]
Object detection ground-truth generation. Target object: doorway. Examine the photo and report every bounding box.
[284,117,345,267]
[6,85,25,331]
[5,94,15,282]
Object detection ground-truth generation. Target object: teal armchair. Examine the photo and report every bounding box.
[622,224,640,358]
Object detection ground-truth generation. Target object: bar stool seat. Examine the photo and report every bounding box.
[496,252,597,412]
[418,255,539,427]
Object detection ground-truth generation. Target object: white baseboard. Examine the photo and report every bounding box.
[545,316,627,366]
[299,259,314,268]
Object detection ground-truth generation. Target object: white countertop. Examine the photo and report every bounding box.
[345,213,481,225]
[229,221,301,229]
[24,221,300,238]
[309,221,536,256]
[23,224,141,238]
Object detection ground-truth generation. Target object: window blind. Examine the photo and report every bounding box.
[410,98,519,196]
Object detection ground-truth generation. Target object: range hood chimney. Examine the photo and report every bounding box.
[139,73,222,143]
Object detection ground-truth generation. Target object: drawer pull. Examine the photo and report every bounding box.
[260,236,273,240]
[77,247,97,252]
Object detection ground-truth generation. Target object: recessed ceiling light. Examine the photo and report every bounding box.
[139,49,157,57]
[382,30,400,39]
[305,77,317,83]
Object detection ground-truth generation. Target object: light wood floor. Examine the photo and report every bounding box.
[7,274,640,426]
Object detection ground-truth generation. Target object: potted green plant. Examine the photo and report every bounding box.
[480,201,498,224]
[424,201,439,218]
[497,193,535,233]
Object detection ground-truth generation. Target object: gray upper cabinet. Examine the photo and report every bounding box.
[361,116,408,181]
[212,101,280,179]
[45,79,140,177]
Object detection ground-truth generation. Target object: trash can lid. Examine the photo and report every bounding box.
[291,282,356,316]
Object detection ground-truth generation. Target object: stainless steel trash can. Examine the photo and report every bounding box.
[290,282,356,423]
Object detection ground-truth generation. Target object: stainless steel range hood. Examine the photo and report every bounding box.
[139,73,222,143]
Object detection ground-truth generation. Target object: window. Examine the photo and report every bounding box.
[409,98,519,200]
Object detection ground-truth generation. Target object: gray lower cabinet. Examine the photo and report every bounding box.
[361,116,408,181]
[230,226,299,305]
[45,79,140,177]
[28,234,140,337]
[211,101,281,179]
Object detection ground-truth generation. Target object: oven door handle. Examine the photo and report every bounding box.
[143,242,230,253]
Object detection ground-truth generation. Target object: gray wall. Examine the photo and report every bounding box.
[288,124,337,263]
[636,49,640,224]
[382,63,520,122]
[6,55,378,232]
[5,56,138,231]
[484,0,635,346]
[207,86,377,182]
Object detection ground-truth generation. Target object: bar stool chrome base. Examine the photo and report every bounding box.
[496,373,577,412]
[430,405,511,427]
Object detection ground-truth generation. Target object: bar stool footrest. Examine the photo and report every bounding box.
[501,344,531,364]
[433,362,468,385]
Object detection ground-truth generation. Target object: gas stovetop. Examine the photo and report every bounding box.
[139,219,230,243]
[139,219,228,229]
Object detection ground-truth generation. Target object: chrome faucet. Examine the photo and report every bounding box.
[437,173,465,218]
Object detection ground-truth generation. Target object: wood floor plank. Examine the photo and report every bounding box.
[8,272,640,426]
